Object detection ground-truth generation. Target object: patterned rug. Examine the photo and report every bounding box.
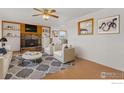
[5,53,74,79]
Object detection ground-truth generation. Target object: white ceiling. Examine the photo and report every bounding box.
[0,8,102,27]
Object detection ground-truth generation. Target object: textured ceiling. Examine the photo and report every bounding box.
[0,8,102,27]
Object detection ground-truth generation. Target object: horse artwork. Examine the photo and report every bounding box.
[98,15,119,34]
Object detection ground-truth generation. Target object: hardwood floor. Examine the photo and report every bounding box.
[44,58,124,79]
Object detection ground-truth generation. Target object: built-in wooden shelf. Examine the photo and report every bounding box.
[2,20,51,51]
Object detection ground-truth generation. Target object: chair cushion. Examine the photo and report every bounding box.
[54,50,62,57]
[45,47,50,51]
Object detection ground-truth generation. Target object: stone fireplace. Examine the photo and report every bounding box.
[21,34,41,51]
[25,39,38,47]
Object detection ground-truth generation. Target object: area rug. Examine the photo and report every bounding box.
[5,53,74,79]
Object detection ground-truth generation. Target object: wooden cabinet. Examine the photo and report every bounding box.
[20,24,42,34]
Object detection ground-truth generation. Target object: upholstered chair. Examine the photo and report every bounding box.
[53,44,75,63]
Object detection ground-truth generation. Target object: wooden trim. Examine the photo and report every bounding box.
[42,25,51,28]
[1,21,4,37]
[2,20,21,24]
[20,24,43,35]
[2,20,51,28]
[78,21,80,35]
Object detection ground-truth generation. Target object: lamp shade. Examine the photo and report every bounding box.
[0,37,7,42]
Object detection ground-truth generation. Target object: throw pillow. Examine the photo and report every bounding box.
[0,48,7,55]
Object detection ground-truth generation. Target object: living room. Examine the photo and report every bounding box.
[0,8,124,80]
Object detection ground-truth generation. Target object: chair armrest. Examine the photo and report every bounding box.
[53,44,62,51]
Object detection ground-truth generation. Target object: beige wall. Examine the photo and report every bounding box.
[66,9,124,71]
[0,20,2,47]
[0,20,2,38]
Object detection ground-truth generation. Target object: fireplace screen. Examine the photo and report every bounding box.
[25,39,38,47]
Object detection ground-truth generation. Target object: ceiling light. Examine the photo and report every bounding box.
[42,14,49,20]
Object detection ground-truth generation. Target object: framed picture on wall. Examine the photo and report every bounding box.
[78,18,94,35]
[42,26,51,37]
[98,15,120,34]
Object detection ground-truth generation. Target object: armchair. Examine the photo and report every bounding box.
[44,44,54,55]
[53,44,75,63]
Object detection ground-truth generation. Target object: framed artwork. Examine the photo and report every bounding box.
[98,15,120,34]
[78,18,94,35]
[42,26,51,38]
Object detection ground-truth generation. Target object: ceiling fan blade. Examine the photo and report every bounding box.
[48,9,56,13]
[48,13,59,18]
[32,14,41,16]
[51,9,56,13]
[33,8,42,12]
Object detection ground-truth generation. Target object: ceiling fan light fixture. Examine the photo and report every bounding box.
[33,8,58,20]
[42,14,49,20]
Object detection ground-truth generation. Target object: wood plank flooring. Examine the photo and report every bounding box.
[44,58,124,79]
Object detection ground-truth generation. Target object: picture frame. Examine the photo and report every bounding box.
[42,26,51,38]
[98,15,120,34]
[78,18,94,35]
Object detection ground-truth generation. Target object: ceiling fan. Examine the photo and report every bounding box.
[32,8,59,20]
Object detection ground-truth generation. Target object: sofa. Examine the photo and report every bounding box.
[0,46,13,79]
[53,44,75,63]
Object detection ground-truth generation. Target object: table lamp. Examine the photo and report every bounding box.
[0,37,8,47]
